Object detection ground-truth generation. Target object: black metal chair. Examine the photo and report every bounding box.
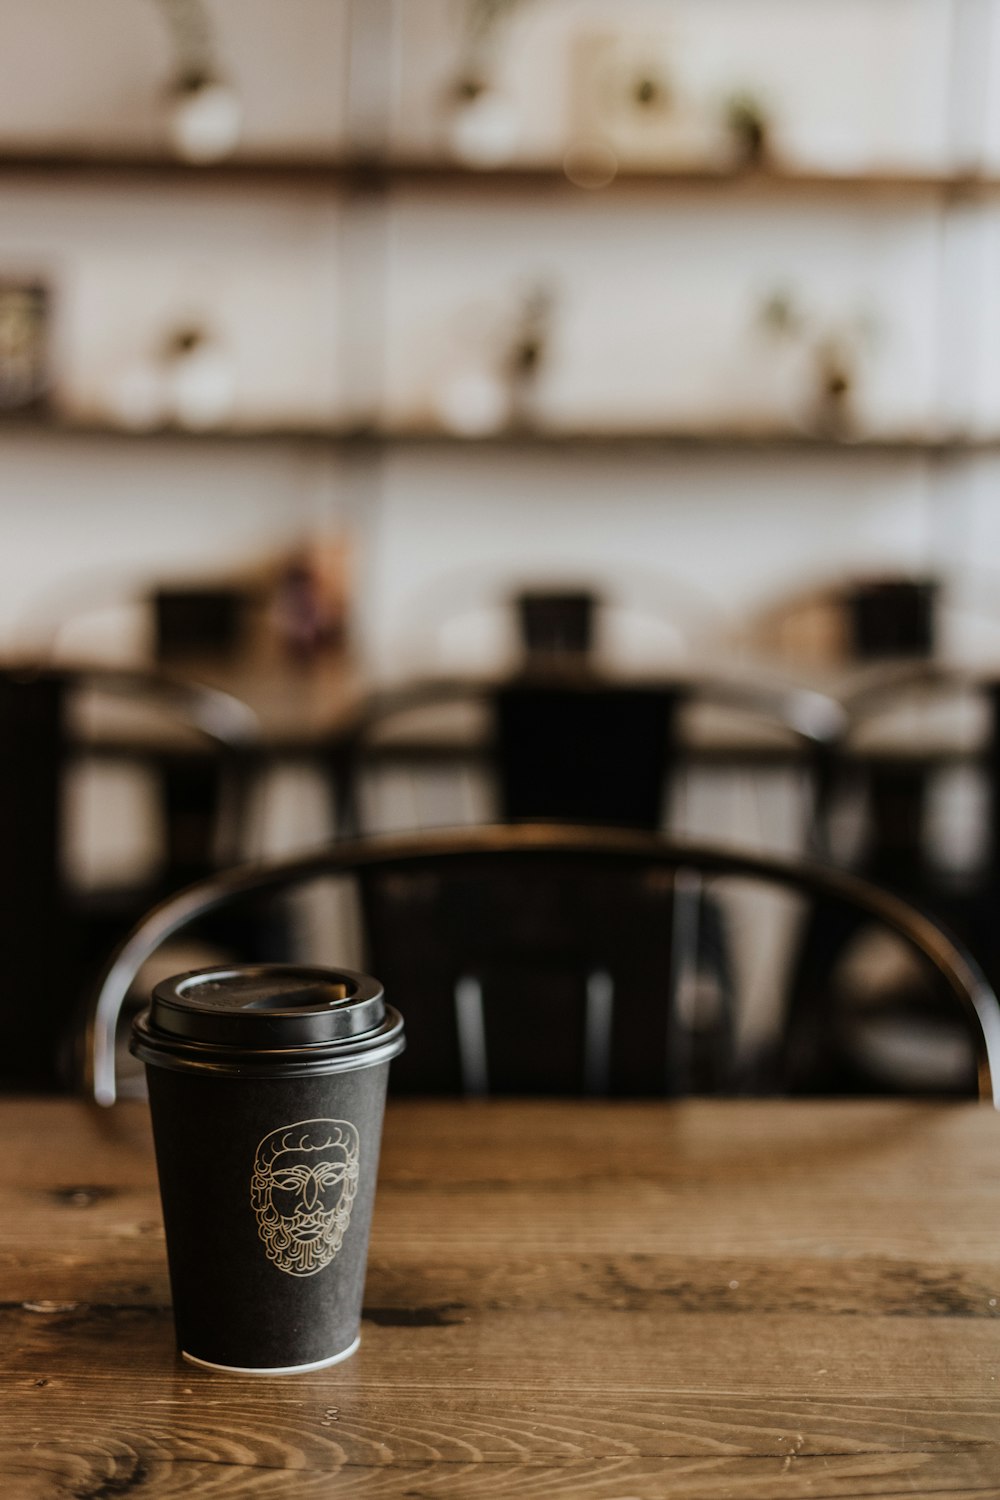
[787,659,1000,1095]
[744,572,940,674]
[327,674,844,1083]
[81,824,1000,1109]
[152,584,254,663]
[0,663,258,1088]
[332,668,845,843]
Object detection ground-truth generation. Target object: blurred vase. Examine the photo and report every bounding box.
[447,88,519,167]
[164,328,235,429]
[433,367,510,435]
[167,76,242,164]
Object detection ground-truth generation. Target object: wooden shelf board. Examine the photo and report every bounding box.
[0,150,996,198]
[2,414,995,456]
[379,425,986,456]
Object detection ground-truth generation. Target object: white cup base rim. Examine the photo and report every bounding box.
[182,1333,361,1375]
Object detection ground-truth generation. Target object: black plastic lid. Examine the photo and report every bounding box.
[132,964,405,1078]
[150,965,385,1046]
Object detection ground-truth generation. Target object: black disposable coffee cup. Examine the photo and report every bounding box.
[130,964,405,1374]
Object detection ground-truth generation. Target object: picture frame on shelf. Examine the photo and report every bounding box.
[0,278,50,413]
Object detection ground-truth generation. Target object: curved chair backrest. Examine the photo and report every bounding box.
[82,823,1000,1108]
[334,670,846,843]
[73,664,260,870]
[837,659,984,719]
[77,665,259,744]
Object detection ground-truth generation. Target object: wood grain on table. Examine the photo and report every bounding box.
[1,1098,998,1498]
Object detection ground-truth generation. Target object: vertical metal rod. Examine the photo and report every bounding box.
[454,974,489,1096]
[668,866,703,1092]
[583,968,614,1095]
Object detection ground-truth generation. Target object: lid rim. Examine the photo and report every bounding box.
[130,1009,406,1079]
[149,963,386,1048]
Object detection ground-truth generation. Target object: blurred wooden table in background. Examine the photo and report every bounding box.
[1,1097,998,1497]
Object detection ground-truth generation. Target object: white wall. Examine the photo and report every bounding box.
[365,446,939,676]
[0,0,350,153]
[381,189,943,432]
[391,0,954,170]
[0,182,344,426]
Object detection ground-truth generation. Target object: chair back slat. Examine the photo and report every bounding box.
[494,681,678,829]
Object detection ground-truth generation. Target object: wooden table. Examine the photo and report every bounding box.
[2,1098,999,1498]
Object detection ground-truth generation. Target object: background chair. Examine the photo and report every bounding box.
[82,824,1000,1109]
[379,567,724,683]
[847,576,938,662]
[152,583,256,663]
[742,571,941,674]
[494,669,843,839]
[740,572,1000,1094]
[787,660,1000,1095]
[329,671,843,1049]
[332,667,845,849]
[0,663,258,1088]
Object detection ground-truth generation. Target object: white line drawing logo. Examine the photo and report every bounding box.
[250,1119,360,1277]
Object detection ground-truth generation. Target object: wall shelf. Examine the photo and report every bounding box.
[0,3,996,694]
[0,149,997,200]
[2,413,995,457]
